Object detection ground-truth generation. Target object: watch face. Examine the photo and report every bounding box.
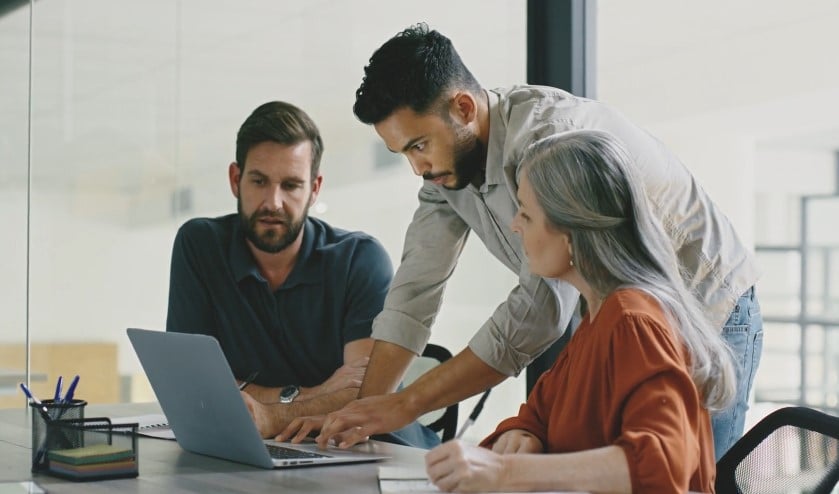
[280,385,299,403]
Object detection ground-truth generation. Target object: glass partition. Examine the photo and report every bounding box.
[6,0,527,441]
[0,0,33,406]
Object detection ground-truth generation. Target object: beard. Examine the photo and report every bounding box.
[238,195,309,254]
[444,124,485,190]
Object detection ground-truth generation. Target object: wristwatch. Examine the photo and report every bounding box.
[279,385,300,404]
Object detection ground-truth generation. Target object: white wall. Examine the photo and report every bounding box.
[4,0,839,437]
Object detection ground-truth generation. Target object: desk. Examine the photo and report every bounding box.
[0,402,427,493]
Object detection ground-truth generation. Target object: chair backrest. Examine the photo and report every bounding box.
[716,406,839,494]
[402,343,458,441]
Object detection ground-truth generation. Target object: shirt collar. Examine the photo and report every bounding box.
[230,217,321,288]
[484,89,508,188]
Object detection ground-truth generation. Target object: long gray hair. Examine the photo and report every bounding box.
[520,130,735,411]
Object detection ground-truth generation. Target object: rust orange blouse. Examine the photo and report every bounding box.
[480,289,715,493]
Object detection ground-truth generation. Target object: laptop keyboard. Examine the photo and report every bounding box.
[266,444,330,460]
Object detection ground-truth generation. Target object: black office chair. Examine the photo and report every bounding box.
[716,406,839,494]
[403,343,458,441]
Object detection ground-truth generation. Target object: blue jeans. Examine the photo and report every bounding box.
[711,286,763,460]
[373,421,441,449]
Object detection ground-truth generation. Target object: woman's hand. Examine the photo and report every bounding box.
[425,440,508,492]
[491,429,544,454]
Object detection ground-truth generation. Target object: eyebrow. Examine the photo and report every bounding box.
[245,170,305,184]
[395,136,425,154]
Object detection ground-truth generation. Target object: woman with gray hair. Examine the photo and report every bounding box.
[425,130,736,493]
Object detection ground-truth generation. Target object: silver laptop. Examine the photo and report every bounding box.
[126,328,390,468]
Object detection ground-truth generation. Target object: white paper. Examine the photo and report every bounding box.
[378,466,438,493]
[111,413,175,440]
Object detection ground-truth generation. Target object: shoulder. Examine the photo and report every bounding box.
[491,85,590,171]
[308,217,389,262]
[594,289,684,354]
[598,289,672,336]
[175,214,236,244]
[495,84,587,121]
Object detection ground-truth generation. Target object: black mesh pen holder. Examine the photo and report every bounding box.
[33,416,139,481]
[30,399,87,472]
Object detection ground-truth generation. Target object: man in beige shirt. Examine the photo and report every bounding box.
[282,24,762,461]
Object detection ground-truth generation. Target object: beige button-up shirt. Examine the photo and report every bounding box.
[371,85,761,376]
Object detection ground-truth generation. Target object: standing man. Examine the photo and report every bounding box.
[311,24,762,460]
[166,101,437,448]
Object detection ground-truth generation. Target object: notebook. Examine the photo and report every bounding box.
[113,413,174,440]
[126,328,390,468]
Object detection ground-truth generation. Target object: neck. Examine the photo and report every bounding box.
[566,275,605,321]
[246,231,304,291]
[475,89,491,152]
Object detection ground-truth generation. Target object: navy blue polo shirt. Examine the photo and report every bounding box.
[165,214,393,388]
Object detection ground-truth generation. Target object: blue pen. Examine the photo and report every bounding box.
[63,375,80,403]
[20,383,52,467]
[19,383,51,420]
[53,375,63,402]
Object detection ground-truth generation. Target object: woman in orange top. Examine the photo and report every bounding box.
[425,130,737,493]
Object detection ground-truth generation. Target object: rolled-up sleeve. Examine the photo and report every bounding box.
[371,184,470,354]
[609,317,706,493]
[469,260,578,376]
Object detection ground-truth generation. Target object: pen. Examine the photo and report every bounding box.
[455,388,492,440]
[19,383,52,421]
[53,375,63,402]
[20,383,52,467]
[63,375,80,403]
[238,371,259,391]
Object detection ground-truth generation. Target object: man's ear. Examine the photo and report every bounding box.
[309,174,323,206]
[450,91,478,125]
[228,162,241,198]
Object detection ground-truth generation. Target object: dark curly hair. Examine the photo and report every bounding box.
[353,23,481,124]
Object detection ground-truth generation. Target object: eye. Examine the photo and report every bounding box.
[412,142,426,152]
[251,177,266,186]
[282,182,304,191]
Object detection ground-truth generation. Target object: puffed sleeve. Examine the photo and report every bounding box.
[478,356,563,448]
[607,315,705,493]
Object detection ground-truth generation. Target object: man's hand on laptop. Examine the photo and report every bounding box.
[276,415,326,444]
[242,392,285,438]
[316,392,416,449]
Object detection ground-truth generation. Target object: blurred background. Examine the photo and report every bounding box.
[1,0,837,442]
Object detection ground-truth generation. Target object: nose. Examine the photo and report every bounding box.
[265,184,284,211]
[510,213,522,235]
[407,155,431,177]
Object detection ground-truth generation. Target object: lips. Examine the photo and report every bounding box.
[258,216,286,226]
[429,175,450,186]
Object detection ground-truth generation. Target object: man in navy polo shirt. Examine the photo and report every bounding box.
[165,101,437,448]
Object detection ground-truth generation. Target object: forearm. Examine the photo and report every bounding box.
[267,388,358,436]
[359,340,415,397]
[242,383,325,404]
[402,347,505,417]
[501,445,631,493]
